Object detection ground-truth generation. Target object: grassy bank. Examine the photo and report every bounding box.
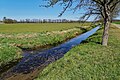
[35,25,120,80]
[0,28,85,49]
[0,44,22,67]
[0,23,91,69]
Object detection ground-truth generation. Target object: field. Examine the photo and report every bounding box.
[0,23,91,32]
[113,21,120,24]
[0,23,91,69]
[35,24,120,80]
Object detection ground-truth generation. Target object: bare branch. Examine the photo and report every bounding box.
[58,0,72,17]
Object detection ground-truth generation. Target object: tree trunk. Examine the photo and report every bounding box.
[101,4,112,46]
[102,18,111,46]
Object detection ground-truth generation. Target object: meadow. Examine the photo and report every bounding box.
[35,24,120,80]
[0,23,91,32]
[0,23,91,69]
[113,21,120,24]
[114,22,120,24]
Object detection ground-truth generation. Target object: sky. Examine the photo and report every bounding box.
[0,0,120,21]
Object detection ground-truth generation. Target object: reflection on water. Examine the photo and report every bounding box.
[0,26,100,80]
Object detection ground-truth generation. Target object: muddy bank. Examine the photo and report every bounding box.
[0,59,21,76]
[0,26,100,80]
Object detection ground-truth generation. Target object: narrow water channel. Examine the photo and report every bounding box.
[0,26,100,80]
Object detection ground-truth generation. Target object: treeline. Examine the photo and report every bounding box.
[1,17,120,24]
[3,17,17,23]
[2,17,81,24]
[19,19,78,23]
[112,19,120,22]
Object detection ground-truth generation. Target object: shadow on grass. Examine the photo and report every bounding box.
[75,26,90,33]
[82,32,102,44]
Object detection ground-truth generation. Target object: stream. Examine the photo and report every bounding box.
[0,26,100,80]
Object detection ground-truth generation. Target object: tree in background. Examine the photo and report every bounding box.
[43,0,120,46]
[3,17,17,24]
[3,17,6,22]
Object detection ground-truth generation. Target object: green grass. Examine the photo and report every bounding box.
[0,28,83,49]
[35,25,120,80]
[0,23,90,33]
[0,44,22,66]
[113,22,120,24]
[0,23,91,68]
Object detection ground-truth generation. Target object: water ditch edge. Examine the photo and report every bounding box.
[0,26,100,80]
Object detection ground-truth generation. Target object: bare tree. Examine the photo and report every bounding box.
[42,0,120,46]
